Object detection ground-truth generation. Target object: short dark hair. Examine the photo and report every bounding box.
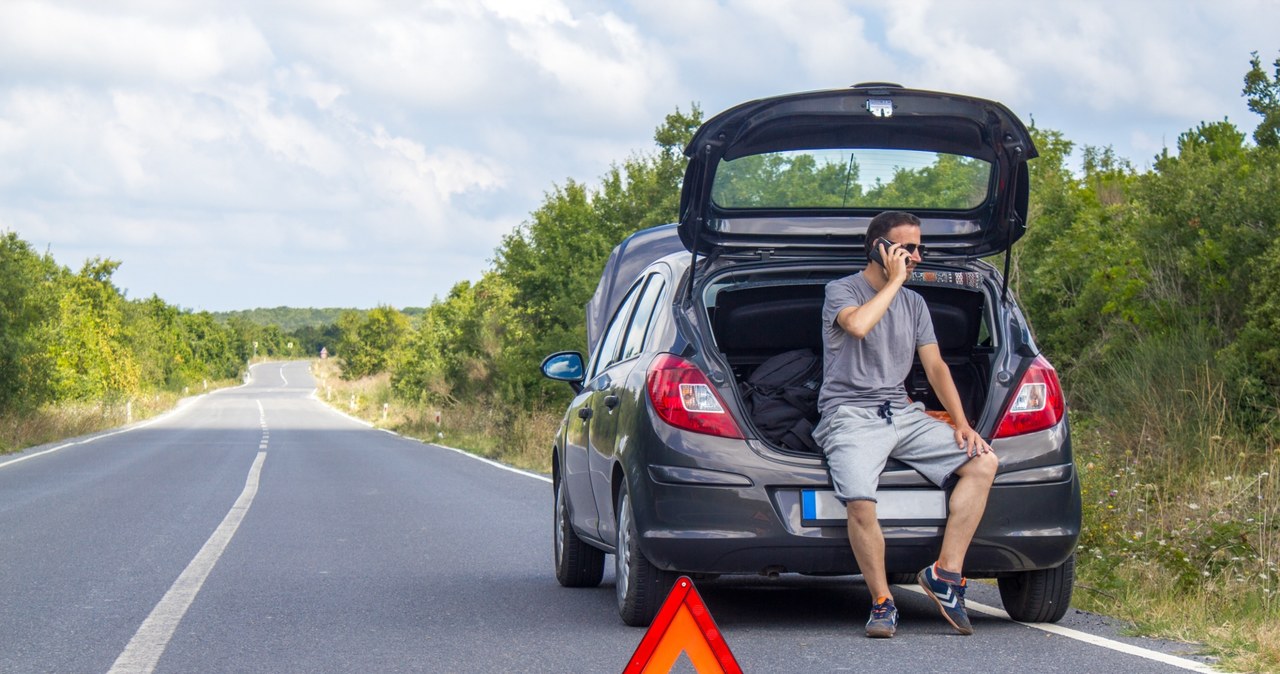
[865,211,921,259]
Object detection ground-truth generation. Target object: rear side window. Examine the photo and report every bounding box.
[621,276,666,361]
[590,279,644,379]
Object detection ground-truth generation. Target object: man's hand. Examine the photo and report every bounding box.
[879,240,911,284]
[954,425,992,457]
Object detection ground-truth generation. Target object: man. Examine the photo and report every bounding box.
[813,210,998,638]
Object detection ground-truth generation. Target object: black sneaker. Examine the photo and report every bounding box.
[917,565,973,635]
[865,598,898,638]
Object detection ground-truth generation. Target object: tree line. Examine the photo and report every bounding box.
[0,240,314,415]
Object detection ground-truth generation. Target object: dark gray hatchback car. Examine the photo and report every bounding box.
[541,84,1081,627]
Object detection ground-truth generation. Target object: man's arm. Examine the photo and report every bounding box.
[836,244,912,338]
[835,290,896,339]
[918,343,992,456]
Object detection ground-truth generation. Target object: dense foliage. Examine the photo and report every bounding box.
[0,235,310,417]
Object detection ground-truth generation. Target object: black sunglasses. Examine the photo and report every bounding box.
[888,241,927,255]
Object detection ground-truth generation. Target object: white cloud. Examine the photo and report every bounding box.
[2,0,1277,310]
[0,1,273,84]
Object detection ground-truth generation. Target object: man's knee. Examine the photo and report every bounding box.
[846,499,878,527]
[959,451,998,483]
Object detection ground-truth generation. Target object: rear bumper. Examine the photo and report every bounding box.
[636,466,1081,577]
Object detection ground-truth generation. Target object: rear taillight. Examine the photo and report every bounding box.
[645,354,744,439]
[994,355,1066,438]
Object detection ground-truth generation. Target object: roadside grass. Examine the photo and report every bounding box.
[1074,421,1279,672]
[0,380,239,455]
[313,347,1280,671]
[1070,334,1280,672]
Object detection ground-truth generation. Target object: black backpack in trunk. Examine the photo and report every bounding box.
[740,349,823,453]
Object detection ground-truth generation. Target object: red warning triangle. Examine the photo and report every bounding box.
[623,576,742,674]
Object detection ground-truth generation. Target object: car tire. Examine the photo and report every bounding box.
[886,572,917,585]
[998,553,1075,623]
[554,478,605,588]
[615,486,675,626]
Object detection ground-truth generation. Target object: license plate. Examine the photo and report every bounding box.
[801,489,946,526]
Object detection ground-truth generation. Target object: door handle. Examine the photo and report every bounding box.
[578,407,593,420]
[603,395,620,410]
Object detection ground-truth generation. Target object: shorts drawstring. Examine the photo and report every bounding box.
[877,401,894,424]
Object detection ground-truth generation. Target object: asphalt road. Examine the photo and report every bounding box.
[0,361,1222,673]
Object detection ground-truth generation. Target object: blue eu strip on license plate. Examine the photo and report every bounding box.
[801,489,946,526]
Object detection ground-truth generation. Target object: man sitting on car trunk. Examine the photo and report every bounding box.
[813,210,998,638]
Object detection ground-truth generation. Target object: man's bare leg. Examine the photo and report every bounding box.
[847,500,892,601]
[937,451,998,573]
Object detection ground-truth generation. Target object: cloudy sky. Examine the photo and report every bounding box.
[1,0,1276,312]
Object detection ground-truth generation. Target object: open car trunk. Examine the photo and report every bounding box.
[705,267,995,452]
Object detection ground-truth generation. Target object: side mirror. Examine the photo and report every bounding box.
[540,351,585,393]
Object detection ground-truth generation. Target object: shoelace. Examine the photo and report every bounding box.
[871,602,895,618]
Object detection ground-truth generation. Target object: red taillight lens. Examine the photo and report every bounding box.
[645,354,744,439]
[994,355,1066,438]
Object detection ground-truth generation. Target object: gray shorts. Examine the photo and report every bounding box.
[813,402,972,503]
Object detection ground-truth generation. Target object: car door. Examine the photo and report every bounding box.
[588,273,667,544]
[568,281,645,539]
[559,381,598,538]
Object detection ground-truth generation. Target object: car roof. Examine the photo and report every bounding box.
[585,224,685,357]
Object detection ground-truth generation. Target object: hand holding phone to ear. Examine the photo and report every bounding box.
[870,237,910,282]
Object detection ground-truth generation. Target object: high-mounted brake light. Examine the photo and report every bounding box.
[646,354,744,439]
[994,355,1066,438]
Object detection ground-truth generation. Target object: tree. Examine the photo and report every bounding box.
[1244,50,1280,148]
[0,233,59,411]
[45,259,142,401]
[338,306,411,379]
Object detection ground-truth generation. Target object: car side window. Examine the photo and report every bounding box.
[621,276,666,361]
[589,279,645,380]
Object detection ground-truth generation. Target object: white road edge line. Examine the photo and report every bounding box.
[897,584,1219,672]
[0,394,212,471]
[279,365,288,387]
[107,451,268,674]
[1,366,268,471]
[0,419,168,470]
[307,389,552,484]
[429,439,551,483]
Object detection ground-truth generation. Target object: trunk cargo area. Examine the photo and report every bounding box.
[707,270,995,447]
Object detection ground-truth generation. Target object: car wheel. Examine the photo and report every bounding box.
[615,486,674,626]
[998,553,1075,622]
[554,478,605,587]
[886,572,917,585]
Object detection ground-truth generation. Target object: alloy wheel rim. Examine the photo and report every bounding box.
[616,494,631,605]
[554,483,565,564]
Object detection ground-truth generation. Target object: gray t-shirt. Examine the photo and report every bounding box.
[818,273,936,416]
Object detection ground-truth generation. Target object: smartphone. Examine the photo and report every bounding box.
[867,237,894,266]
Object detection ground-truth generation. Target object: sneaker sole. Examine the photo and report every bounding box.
[865,623,895,639]
[917,570,974,635]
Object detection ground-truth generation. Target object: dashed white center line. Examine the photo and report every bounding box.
[107,450,267,674]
